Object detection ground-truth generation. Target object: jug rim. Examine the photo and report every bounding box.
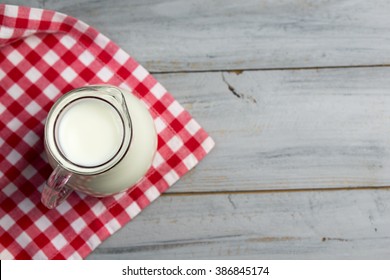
[44,85,133,175]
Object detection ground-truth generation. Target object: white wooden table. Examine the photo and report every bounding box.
[13,0,390,259]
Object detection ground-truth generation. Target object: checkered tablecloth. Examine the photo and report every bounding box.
[0,4,214,259]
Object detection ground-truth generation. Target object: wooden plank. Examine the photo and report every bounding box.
[153,67,390,192]
[87,189,390,259]
[5,1,42,8]
[20,0,390,72]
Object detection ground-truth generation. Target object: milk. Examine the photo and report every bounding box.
[55,97,124,167]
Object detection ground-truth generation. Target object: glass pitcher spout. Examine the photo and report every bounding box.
[102,86,132,135]
[96,86,133,163]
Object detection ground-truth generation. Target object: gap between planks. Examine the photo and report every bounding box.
[150,63,390,75]
[162,185,390,197]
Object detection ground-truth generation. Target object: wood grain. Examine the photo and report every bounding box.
[154,66,390,193]
[6,0,390,260]
[88,189,390,259]
[13,0,390,72]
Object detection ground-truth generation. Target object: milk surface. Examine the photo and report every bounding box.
[56,98,124,167]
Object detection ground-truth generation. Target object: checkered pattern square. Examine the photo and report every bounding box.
[0,4,214,259]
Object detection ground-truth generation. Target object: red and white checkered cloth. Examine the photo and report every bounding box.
[0,4,214,259]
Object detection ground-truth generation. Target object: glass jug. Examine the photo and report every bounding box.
[42,85,157,209]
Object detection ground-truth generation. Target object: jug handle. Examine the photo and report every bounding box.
[41,165,72,209]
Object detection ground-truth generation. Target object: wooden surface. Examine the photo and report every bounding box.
[10,0,390,259]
